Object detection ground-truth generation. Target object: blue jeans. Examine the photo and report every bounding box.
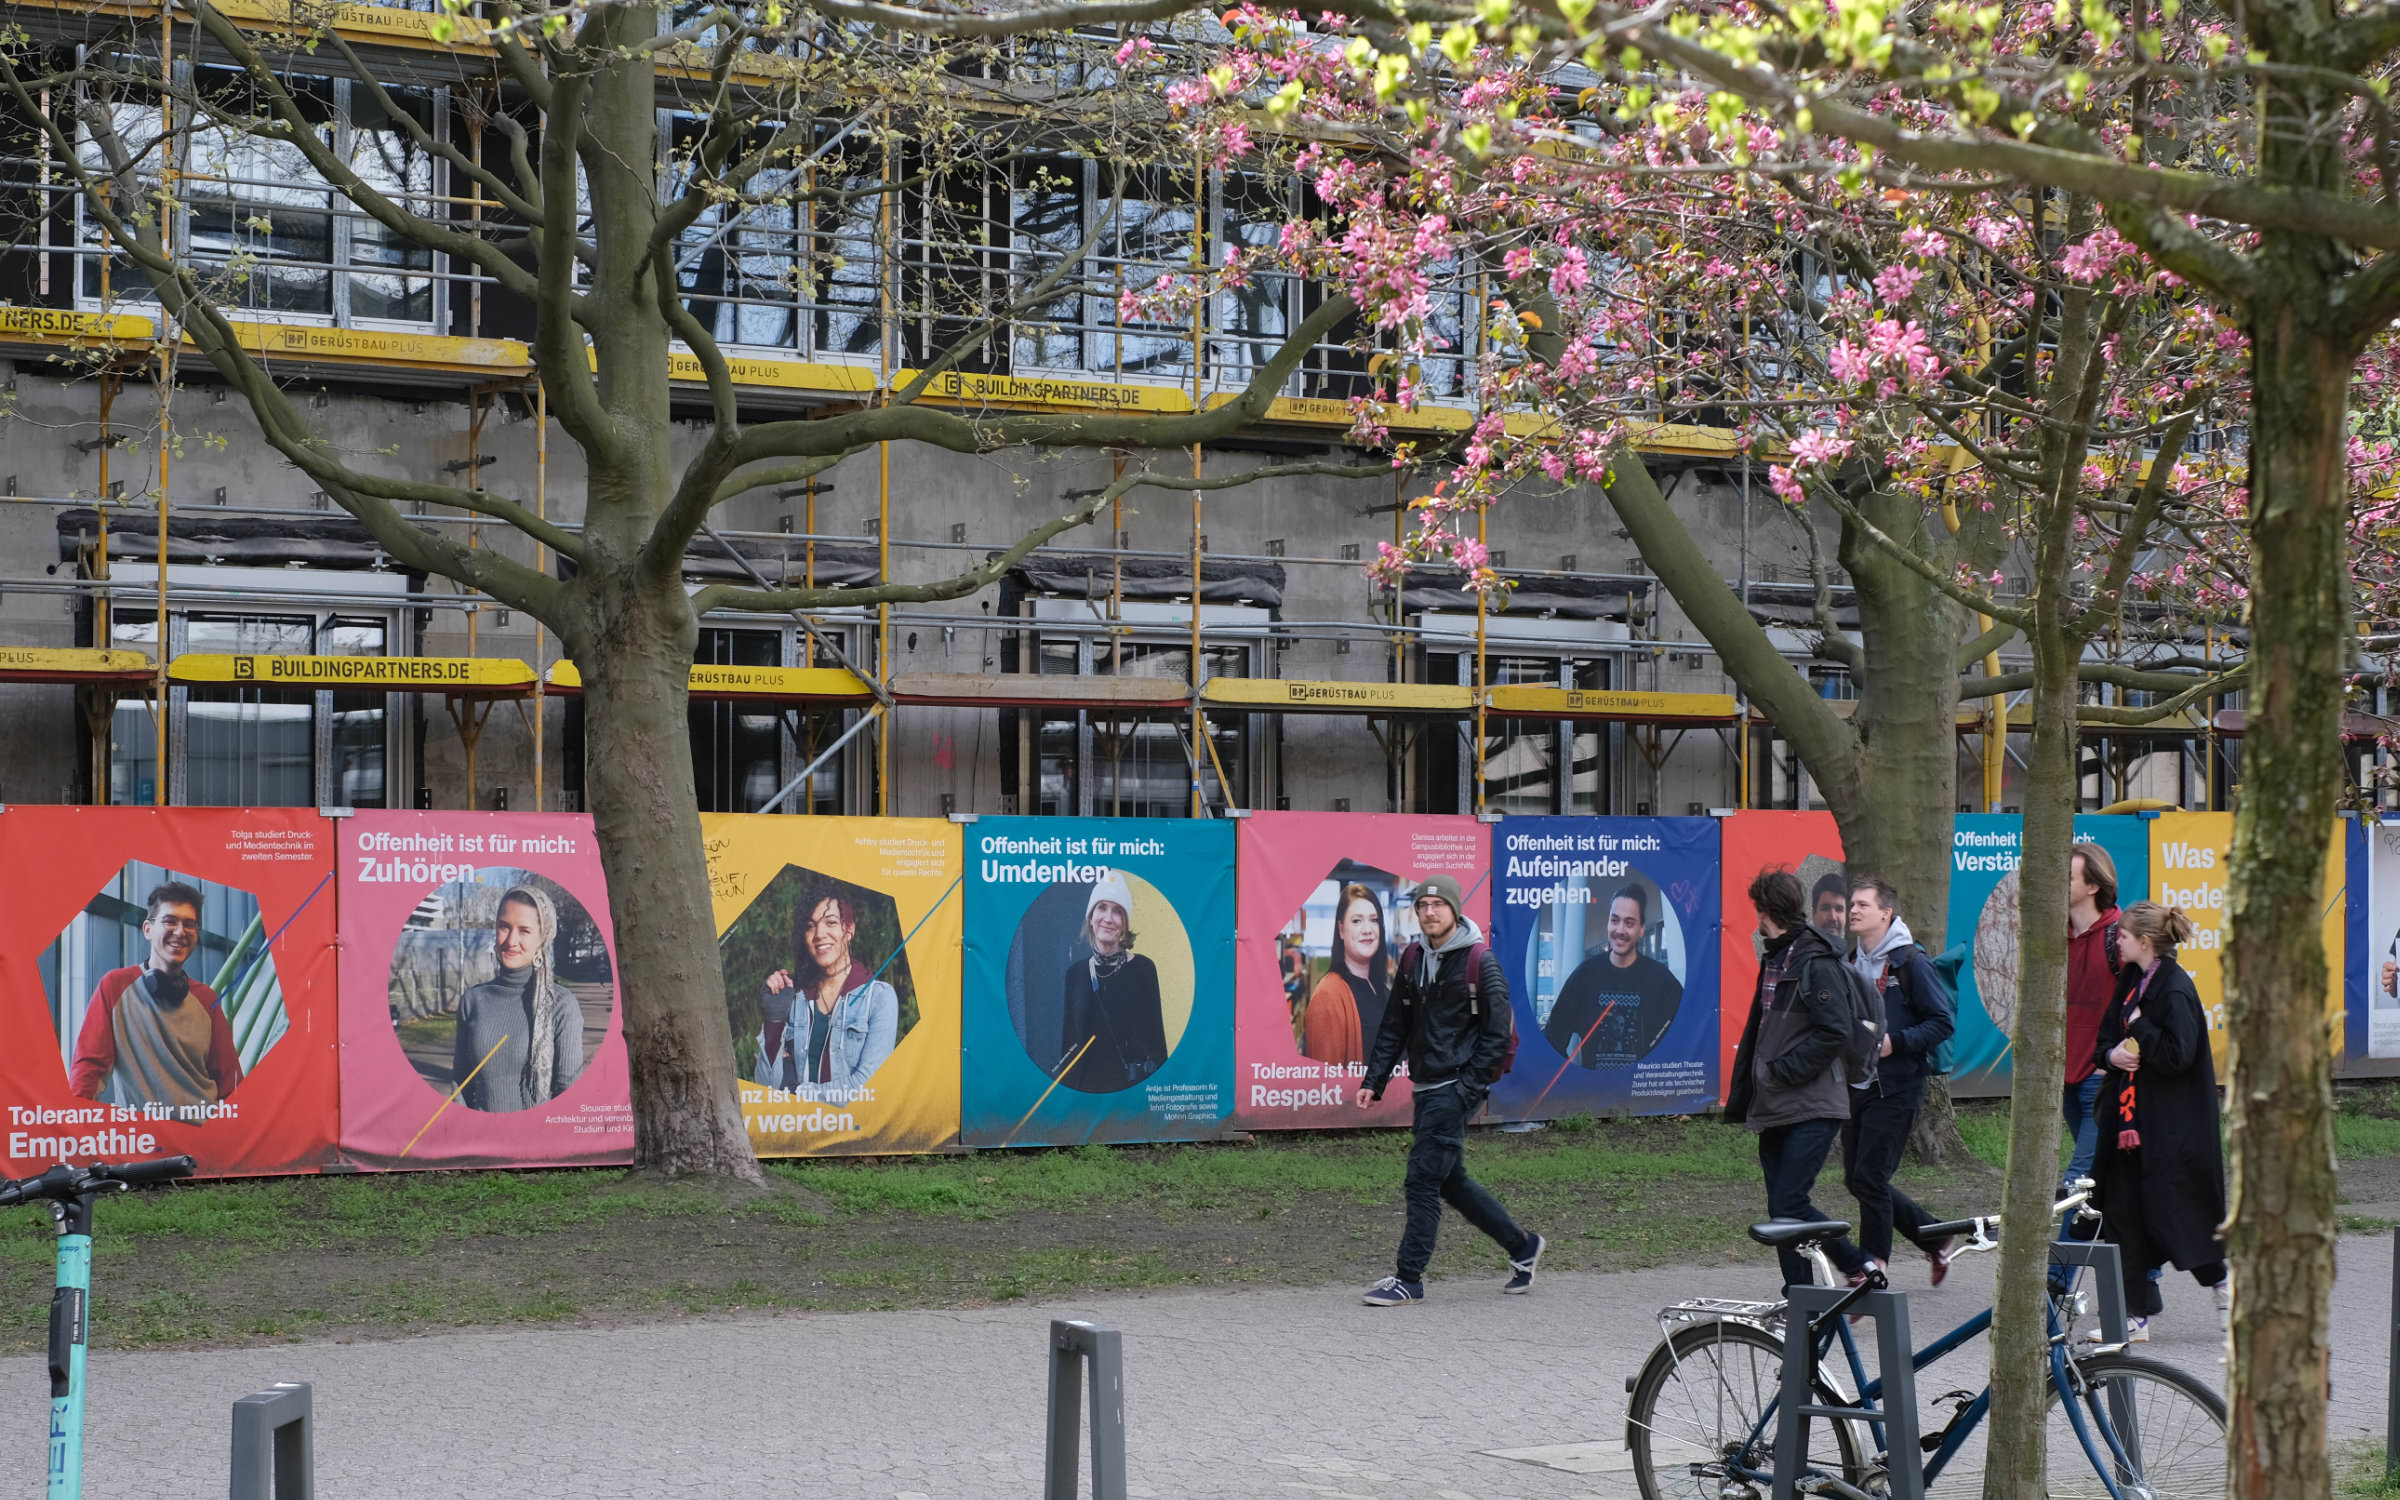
[2062,1074,2103,1186]
[1394,1083,1529,1282]
[1758,1118,1866,1287]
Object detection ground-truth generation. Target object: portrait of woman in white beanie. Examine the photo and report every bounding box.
[1058,868,1169,1092]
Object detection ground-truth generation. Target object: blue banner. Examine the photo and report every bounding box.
[960,817,1233,1147]
[1487,816,1721,1120]
[1943,813,2152,1086]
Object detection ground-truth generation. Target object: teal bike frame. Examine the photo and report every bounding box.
[0,1157,196,1500]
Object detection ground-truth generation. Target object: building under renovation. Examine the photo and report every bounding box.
[0,1,2256,823]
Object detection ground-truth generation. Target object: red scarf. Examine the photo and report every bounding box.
[2116,963,2159,1149]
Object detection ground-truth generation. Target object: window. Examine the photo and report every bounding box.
[1090,166,1198,382]
[107,601,392,808]
[1011,159,1085,372]
[76,70,446,329]
[1211,173,1297,382]
[669,116,805,351]
[691,627,785,812]
[1020,602,1261,816]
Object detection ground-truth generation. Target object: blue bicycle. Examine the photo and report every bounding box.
[1625,1186,2226,1500]
[1,1156,197,1499]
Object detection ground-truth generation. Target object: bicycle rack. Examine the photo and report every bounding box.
[1772,1287,1924,1500]
[229,1381,312,1500]
[1045,1320,1126,1500]
[1767,1242,2140,1500]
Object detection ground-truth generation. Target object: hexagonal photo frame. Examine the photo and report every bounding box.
[37,861,284,1119]
[720,864,920,1094]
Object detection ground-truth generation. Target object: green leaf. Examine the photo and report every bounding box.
[1460,120,1492,155]
[1441,22,1476,63]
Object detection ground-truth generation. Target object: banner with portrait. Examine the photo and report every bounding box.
[961,817,1233,1147]
[0,807,338,1178]
[703,814,962,1156]
[1487,816,1721,1121]
[1716,811,1847,1103]
[1231,813,1488,1131]
[2165,810,2344,1068]
[1944,814,2154,1089]
[335,812,633,1169]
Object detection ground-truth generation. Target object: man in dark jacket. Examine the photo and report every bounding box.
[1841,877,1958,1283]
[1355,873,1542,1306]
[1727,867,1868,1290]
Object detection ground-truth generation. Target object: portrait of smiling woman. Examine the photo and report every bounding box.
[1296,882,1390,1066]
[755,890,900,1094]
[450,885,588,1113]
[1058,869,1169,1093]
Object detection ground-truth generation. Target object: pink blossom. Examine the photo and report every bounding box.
[1828,340,1872,386]
[1873,264,1922,304]
[1790,430,1854,468]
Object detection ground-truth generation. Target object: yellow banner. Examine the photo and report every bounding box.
[0,307,154,343]
[704,815,963,1156]
[2148,811,2346,1067]
[1202,678,1470,713]
[222,323,528,371]
[0,648,153,680]
[1484,686,1740,722]
[170,654,535,691]
[546,661,871,700]
[913,369,1191,413]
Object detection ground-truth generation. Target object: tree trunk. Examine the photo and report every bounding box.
[2223,299,2347,1500]
[576,565,766,1185]
[1982,611,2078,1500]
[1840,488,1974,1166]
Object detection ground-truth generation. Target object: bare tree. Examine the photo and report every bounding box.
[1,0,1360,1182]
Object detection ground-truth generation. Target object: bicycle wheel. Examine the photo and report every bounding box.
[2044,1352,2227,1500]
[1629,1319,1870,1500]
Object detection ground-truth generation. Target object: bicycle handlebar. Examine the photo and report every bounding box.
[0,1155,197,1208]
[1918,1183,2096,1246]
[89,1156,197,1187]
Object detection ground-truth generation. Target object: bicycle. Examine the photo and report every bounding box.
[1624,1184,2227,1500]
[1,1155,197,1499]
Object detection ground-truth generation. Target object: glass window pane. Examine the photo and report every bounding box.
[690,627,784,812]
[1091,167,1196,380]
[185,693,313,806]
[346,86,437,323]
[1011,160,1084,371]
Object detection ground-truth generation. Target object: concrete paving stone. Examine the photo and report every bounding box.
[0,1232,2387,1498]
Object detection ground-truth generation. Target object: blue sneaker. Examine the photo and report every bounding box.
[1362,1276,1425,1307]
[1504,1232,1544,1294]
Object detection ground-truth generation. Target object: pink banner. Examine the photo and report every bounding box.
[1233,813,1490,1131]
[336,812,633,1169]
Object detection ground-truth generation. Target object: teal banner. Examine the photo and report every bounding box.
[961,817,1234,1147]
[1944,813,2151,1086]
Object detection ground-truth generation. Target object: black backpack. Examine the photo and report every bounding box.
[1827,956,1886,1087]
[1399,939,1518,1079]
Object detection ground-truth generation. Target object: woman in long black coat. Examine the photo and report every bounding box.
[2089,901,2229,1330]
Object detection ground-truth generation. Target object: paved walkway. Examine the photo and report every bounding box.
[12,1233,2392,1498]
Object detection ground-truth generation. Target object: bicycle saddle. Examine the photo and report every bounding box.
[1748,1219,1853,1247]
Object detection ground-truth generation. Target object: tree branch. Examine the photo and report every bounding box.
[1812,476,2033,629]
[2073,665,2249,726]
[1957,617,2021,670]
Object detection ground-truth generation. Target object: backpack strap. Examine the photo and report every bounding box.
[1465,940,1488,1014]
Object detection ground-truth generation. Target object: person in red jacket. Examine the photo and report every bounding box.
[69,881,244,1113]
[2063,843,2122,1186]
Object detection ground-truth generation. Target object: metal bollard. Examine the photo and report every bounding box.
[229,1382,312,1500]
[1045,1320,1126,1500]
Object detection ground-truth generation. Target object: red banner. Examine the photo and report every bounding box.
[0,807,338,1177]
[1716,812,1846,1101]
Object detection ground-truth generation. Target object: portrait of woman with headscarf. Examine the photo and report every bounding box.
[754,890,900,1093]
[451,885,588,1112]
[1058,869,1169,1093]
[1295,881,1389,1066]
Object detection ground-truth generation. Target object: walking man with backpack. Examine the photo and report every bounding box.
[1727,867,1872,1290]
[1356,873,1542,1306]
[1841,877,1959,1285]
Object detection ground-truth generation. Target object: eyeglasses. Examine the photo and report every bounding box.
[148,916,200,934]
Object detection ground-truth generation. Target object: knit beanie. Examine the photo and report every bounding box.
[1410,873,1466,919]
[1086,868,1135,922]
